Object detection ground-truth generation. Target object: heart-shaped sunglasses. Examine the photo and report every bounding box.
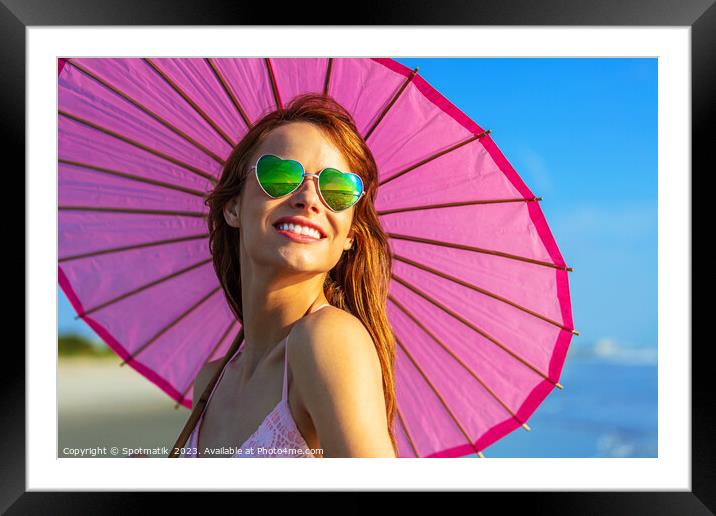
[250,154,366,212]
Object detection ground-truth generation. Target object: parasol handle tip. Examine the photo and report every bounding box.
[555,382,564,390]
[522,423,531,431]
[572,329,580,336]
[477,451,485,458]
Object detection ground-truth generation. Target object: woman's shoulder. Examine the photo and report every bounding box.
[289,306,389,454]
[290,306,379,380]
[295,305,372,348]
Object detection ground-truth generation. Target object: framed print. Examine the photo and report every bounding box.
[5,0,710,512]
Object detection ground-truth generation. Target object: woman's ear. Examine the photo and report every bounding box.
[343,230,355,252]
[223,196,241,228]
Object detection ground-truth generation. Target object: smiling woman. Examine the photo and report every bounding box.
[171,93,398,458]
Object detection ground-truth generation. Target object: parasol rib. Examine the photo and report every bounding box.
[323,58,333,96]
[395,404,421,458]
[393,253,576,335]
[143,58,236,148]
[391,273,561,387]
[59,159,209,198]
[388,232,573,272]
[120,286,222,366]
[364,66,419,142]
[394,334,482,457]
[174,319,239,410]
[205,58,252,131]
[59,233,209,263]
[59,206,208,218]
[65,59,227,165]
[389,294,531,432]
[59,110,218,184]
[378,130,491,187]
[74,258,213,320]
[377,197,541,215]
[264,58,282,110]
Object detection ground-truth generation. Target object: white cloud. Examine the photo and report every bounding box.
[569,337,657,365]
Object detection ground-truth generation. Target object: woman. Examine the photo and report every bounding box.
[175,93,398,458]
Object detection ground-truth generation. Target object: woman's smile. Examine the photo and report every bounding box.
[274,224,326,244]
[272,215,328,244]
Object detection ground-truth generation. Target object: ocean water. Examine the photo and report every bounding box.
[465,353,658,458]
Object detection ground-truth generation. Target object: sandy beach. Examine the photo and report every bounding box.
[58,357,190,458]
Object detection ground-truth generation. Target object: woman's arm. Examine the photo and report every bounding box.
[292,309,396,458]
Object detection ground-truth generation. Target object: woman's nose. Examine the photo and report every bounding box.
[291,174,322,210]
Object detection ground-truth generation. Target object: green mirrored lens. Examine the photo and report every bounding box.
[319,169,363,211]
[256,155,303,197]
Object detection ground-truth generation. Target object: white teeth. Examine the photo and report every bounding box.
[277,223,321,239]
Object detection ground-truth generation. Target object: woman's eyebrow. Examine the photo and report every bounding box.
[278,154,347,172]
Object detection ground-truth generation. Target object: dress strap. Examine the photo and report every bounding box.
[281,303,331,401]
[213,343,242,401]
[281,333,291,401]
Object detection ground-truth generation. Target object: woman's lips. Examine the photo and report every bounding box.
[274,226,324,244]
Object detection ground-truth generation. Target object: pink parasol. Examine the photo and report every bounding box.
[58,57,576,458]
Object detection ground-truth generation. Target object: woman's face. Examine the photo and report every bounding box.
[223,121,357,276]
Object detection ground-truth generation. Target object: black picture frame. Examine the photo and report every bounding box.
[4,0,709,512]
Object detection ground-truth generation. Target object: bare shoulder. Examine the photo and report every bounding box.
[292,306,377,363]
[192,359,223,406]
[289,306,394,457]
[290,305,383,397]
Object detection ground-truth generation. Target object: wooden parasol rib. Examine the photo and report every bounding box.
[394,334,483,457]
[120,286,222,366]
[59,159,209,198]
[392,253,577,335]
[323,58,333,96]
[169,327,245,457]
[388,232,573,272]
[377,197,541,216]
[65,59,227,165]
[391,273,563,389]
[59,233,208,263]
[389,294,532,432]
[143,58,236,148]
[205,58,252,131]
[264,58,282,110]
[59,110,218,184]
[378,130,491,187]
[74,258,213,320]
[174,319,239,410]
[394,404,421,458]
[59,206,208,218]
[364,66,420,142]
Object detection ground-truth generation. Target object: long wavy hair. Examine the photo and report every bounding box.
[170,93,398,457]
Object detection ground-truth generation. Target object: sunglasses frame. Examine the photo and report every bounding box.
[250,153,366,213]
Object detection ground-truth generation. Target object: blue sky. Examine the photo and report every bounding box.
[59,57,658,351]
